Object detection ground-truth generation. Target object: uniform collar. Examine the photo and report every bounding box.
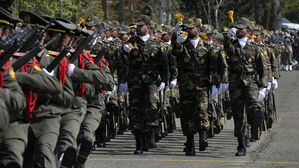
[238,37,248,48]
[189,37,201,49]
[139,34,150,42]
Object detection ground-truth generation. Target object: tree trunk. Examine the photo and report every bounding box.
[273,0,282,31]
[214,0,223,30]
[159,0,163,24]
[119,0,125,25]
[166,0,172,25]
[102,0,109,21]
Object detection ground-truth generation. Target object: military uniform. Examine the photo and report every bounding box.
[173,23,218,156]
[122,20,168,154]
[0,10,63,168]
[70,18,114,168]
[224,17,267,156]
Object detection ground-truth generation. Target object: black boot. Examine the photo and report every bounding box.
[74,137,93,168]
[235,137,246,156]
[142,132,149,152]
[134,133,143,155]
[60,146,77,168]
[148,129,157,149]
[199,130,208,151]
[185,135,195,156]
[250,124,259,142]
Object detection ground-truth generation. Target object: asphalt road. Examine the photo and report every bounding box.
[86,71,299,168]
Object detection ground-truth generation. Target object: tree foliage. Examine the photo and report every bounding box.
[4,0,299,30]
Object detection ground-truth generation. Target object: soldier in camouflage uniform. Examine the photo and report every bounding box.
[224,17,267,156]
[116,26,130,135]
[121,16,168,154]
[200,24,221,137]
[161,25,178,135]
[172,22,218,156]
[213,32,229,134]
[254,30,279,130]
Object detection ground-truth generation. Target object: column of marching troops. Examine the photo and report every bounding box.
[0,6,297,168]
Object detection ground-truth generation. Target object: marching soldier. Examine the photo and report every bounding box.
[73,16,114,168]
[0,9,63,168]
[121,15,168,154]
[0,7,26,136]
[224,17,267,156]
[172,21,218,156]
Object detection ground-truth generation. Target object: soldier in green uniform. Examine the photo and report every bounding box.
[0,10,64,168]
[121,16,168,154]
[0,8,26,136]
[17,15,75,168]
[224,17,267,156]
[72,17,114,168]
[172,22,218,156]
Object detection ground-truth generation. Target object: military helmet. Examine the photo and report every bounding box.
[85,15,100,27]
[201,24,215,35]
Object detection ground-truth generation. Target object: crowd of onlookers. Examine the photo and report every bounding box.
[273,31,299,71]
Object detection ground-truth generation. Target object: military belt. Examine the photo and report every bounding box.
[241,71,256,77]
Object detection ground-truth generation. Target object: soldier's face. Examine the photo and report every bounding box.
[105,30,111,38]
[136,24,148,36]
[161,33,171,42]
[236,28,248,39]
[112,30,118,38]
[100,32,106,39]
[187,27,199,39]
[255,35,263,43]
[154,32,162,40]
[0,26,11,39]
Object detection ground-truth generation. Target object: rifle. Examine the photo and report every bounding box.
[159,87,168,137]
[19,20,53,52]
[272,90,278,123]
[12,33,61,71]
[93,47,109,65]
[68,23,105,63]
[46,36,81,72]
[0,37,11,50]
[169,89,177,131]
[0,26,34,67]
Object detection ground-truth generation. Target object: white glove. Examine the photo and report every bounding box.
[174,22,182,33]
[272,77,278,90]
[157,82,165,91]
[106,85,116,101]
[123,44,131,53]
[68,64,75,76]
[169,79,177,89]
[266,82,272,95]
[227,28,237,40]
[106,91,113,101]
[211,85,218,100]
[117,82,128,96]
[42,68,54,76]
[176,34,187,44]
[258,88,267,102]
